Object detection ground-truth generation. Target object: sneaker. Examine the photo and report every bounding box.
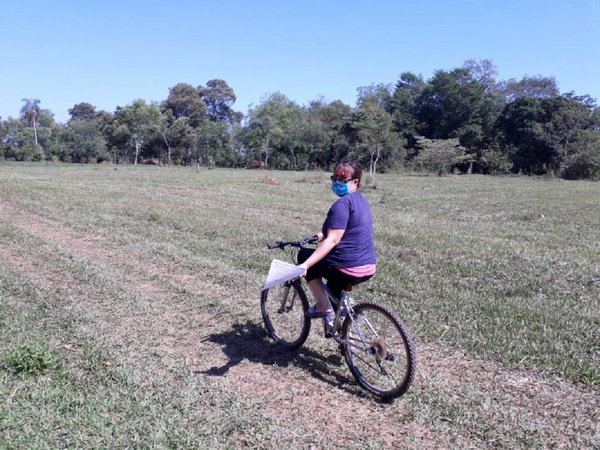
[306,305,334,319]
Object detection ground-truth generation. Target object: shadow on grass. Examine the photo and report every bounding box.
[197,321,364,397]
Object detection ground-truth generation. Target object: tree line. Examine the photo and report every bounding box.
[2,60,599,180]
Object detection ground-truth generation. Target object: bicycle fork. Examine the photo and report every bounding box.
[278,283,296,313]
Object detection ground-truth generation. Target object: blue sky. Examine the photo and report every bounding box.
[2,0,599,123]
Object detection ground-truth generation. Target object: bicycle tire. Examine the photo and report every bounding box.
[261,281,311,350]
[341,301,416,399]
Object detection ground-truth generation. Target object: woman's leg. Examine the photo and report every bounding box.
[298,249,333,313]
[306,278,333,313]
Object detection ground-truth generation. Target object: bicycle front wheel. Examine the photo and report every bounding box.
[341,301,416,399]
[261,281,311,350]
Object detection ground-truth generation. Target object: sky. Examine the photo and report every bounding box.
[1,0,599,123]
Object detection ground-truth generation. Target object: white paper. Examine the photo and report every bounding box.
[262,259,305,290]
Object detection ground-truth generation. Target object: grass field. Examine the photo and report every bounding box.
[1,163,598,448]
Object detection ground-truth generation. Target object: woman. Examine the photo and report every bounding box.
[298,161,376,322]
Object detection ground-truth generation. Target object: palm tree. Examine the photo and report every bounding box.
[20,98,41,148]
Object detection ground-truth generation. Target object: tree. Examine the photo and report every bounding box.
[495,95,593,174]
[0,117,32,160]
[68,102,98,122]
[346,102,405,181]
[413,136,470,176]
[389,72,427,150]
[591,107,600,131]
[193,120,230,167]
[414,68,488,140]
[95,111,128,163]
[57,102,108,162]
[537,96,592,169]
[479,149,513,174]
[51,121,109,163]
[198,79,243,124]
[498,75,559,102]
[305,98,352,169]
[162,83,207,127]
[20,98,41,149]
[560,130,600,180]
[356,83,393,109]
[2,107,57,161]
[114,100,163,165]
[156,108,175,164]
[240,93,304,169]
[462,59,500,93]
[412,68,504,172]
[167,117,196,165]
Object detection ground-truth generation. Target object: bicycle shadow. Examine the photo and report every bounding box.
[196,321,364,397]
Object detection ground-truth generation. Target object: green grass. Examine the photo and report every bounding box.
[369,175,600,380]
[0,162,598,448]
[2,341,59,376]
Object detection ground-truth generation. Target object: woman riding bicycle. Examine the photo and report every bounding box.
[264,166,415,398]
[297,161,376,321]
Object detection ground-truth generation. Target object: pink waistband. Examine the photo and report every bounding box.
[337,264,376,277]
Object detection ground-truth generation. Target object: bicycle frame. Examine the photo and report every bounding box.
[265,237,416,398]
[271,236,385,357]
[322,283,383,357]
[277,283,298,314]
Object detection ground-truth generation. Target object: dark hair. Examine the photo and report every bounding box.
[333,161,363,187]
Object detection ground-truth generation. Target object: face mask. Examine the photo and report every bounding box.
[331,180,351,197]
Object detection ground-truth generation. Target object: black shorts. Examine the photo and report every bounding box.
[297,248,373,299]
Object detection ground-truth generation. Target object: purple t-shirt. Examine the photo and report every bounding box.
[322,191,377,268]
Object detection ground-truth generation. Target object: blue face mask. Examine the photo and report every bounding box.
[331,180,351,197]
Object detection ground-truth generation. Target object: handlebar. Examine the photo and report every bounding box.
[267,235,318,250]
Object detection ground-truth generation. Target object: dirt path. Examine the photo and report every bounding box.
[1,202,598,448]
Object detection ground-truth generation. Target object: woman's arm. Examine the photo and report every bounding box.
[298,228,345,272]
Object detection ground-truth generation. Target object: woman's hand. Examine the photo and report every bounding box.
[296,262,308,279]
[297,228,345,275]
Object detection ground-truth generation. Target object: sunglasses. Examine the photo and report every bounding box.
[330,175,354,183]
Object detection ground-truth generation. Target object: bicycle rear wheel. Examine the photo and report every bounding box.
[341,301,416,399]
[261,281,311,350]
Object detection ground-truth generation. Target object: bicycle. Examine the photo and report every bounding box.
[261,235,417,399]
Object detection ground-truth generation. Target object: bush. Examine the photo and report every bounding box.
[480,150,513,174]
[561,131,600,180]
[561,150,600,180]
[413,136,470,176]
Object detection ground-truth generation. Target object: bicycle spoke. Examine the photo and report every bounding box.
[342,301,416,399]
[261,283,311,350]
[348,341,403,379]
